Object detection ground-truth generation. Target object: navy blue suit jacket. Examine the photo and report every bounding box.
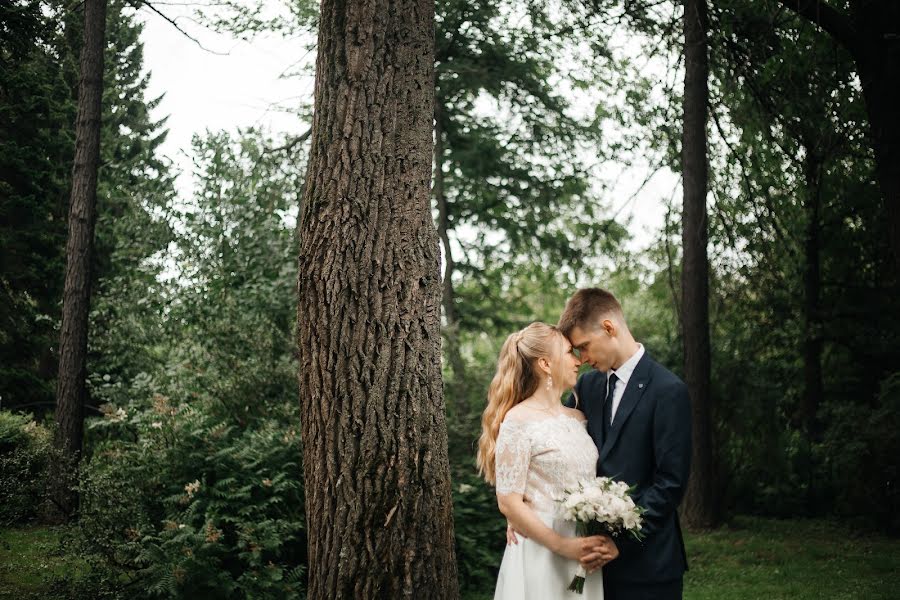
[567,352,692,583]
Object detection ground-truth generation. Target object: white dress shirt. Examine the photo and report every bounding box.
[607,343,645,423]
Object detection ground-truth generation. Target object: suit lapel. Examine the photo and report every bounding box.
[600,353,653,462]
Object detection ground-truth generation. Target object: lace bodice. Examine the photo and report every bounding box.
[495,414,599,513]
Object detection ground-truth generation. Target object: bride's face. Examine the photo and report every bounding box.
[551,334,581,390]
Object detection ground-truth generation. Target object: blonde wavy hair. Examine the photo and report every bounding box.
[476,322,562,485]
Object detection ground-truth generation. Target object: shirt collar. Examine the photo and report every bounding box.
[610,343,644,387]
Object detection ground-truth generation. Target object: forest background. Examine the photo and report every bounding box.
[1,0,898,598]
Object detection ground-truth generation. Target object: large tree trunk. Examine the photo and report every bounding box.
[296,0,458,596]
[680,0,718,530]
[49,0,107,522]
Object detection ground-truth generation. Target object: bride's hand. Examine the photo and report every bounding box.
[580,536,619,573]
[555,535,609,562]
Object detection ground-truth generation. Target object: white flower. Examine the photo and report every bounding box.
[583,486,605,503]
[458,483,473,494]
[559,476,643,539]
[564,491,586,508]
[103,406,127,422]
[150,421,163,429]
[185,480,201,497]
[623,512,640,530]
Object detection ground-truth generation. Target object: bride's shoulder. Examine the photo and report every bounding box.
[501,404,534,425]
[559,406,587,424]
[501,404,553,428]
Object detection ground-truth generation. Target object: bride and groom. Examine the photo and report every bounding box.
[476,288,692,599]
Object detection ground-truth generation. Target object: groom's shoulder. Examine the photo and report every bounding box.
[576,368,606,389]
[646,356,687,392]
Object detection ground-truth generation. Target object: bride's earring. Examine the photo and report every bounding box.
[546,375,553,390]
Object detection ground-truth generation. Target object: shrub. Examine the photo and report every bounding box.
[72,397,306,598]
[452,470,505,600]
[0,410,52,524]
[825,372,900,533]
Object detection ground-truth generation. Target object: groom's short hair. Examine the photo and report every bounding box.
[557,288,624,336]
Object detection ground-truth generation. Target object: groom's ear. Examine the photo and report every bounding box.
[601,318,617,337]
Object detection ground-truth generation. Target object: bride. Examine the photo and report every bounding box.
[477,322,615,599]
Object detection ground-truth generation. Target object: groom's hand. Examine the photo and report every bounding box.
[581,535,619,573]
[506,523,526,545]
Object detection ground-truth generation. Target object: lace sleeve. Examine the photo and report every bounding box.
[495,421,531,495]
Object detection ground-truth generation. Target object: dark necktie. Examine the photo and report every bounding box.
[602,373,618,439]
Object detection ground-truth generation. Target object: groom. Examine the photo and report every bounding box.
[559,288,692,600]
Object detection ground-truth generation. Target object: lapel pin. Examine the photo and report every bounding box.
[638,383,644,389]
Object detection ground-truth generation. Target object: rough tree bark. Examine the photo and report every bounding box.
[680,0,718,529]
[296,0,459,596]
[49,0,107,522]
[776,0,900,270]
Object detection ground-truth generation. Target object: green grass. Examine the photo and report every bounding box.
[0,525,89,599]
[1,517,898,599]
[684,516,900,599]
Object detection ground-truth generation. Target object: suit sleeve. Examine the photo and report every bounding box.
[564,374,586,411]
[563,373,590,417]
[617,380,692,556]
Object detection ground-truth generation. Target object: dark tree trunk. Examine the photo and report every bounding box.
[798,144,826,512]
[801,148,824,441]
[49,0,107,522]
[855,23,900,271]
[296,0,458,595]
[680,0,718,530]
[433,100,467,414]
[777,0,900,269]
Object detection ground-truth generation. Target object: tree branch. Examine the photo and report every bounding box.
[776,0,857,53]
[133,0,230,55]
[265,128,312,154]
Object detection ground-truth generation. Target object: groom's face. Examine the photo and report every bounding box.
[568,322,617,372]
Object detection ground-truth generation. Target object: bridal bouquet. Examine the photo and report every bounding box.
[558,477,645,594]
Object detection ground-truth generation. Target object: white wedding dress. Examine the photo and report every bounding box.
[493,413,604,599]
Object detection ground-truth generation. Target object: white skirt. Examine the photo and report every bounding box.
[494,510,604,600]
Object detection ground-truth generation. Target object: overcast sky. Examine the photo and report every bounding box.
[140,6,311,181]
[138,5,676,255]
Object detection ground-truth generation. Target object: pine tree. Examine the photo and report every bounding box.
[51,0,108,521]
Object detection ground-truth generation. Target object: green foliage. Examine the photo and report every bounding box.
[436,0,627,332]
[694,0,900,524]
[822,373,900,533]
[0,412,52,525]
[71,398,305,599]
[87,0,177,392]
[0,1,75,411]
[0,0,176,414]
[61,127,307,598]
[451,470,505,600]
